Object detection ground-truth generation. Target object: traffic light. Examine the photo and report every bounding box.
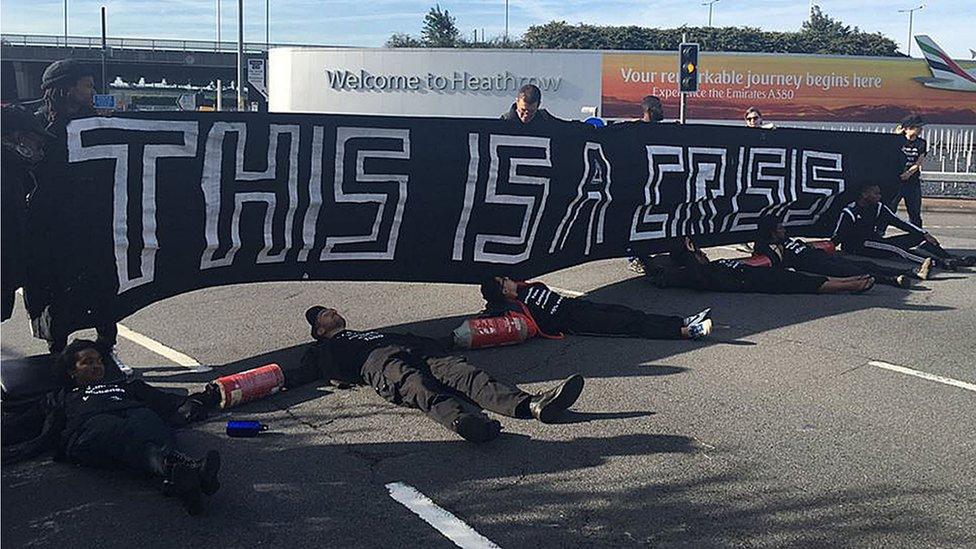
[679,43,700,93]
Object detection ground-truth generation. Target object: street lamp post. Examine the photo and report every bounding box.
[505,0,509,44]
[237,0,245,111]
[897,4,924,56]
[702,0,720,28]
[63,0,68,43]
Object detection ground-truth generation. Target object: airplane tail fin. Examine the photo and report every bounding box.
[915,35,976,84]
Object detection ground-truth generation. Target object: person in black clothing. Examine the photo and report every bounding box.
[53,340,221,515]
[891,114,927,227]
[753,214,928,288]
[645,237,875,294]
[479,277,713,340]
[500,84,559,127]
[640,95,665,123]
[832,184,973,270]
[2,105,52,321]
[298,306,585,443]
[28,59,122,357]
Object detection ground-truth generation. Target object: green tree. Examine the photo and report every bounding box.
[421,4,460,47]
[521,7,901,56]
[385,32,422,48]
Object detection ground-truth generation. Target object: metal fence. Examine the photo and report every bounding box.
[0,33,338,53]
[779,122,976,178]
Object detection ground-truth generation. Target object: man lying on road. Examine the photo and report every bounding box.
[299,306,584,443]
[479,276,713,340]
[645,237,875,294]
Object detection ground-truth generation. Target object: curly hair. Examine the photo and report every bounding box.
[42,87,96,126]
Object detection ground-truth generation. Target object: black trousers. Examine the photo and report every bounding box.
[736,266,827,294]
[888,179,923,228]
[360,346,533,430]
[849,234,951,265]
[556,300,683,339]
[63,407,173,475]
[793,250,909,278]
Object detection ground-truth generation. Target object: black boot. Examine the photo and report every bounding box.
[159,449,222,515]
[529,374,585,423]
[452,413,502,443]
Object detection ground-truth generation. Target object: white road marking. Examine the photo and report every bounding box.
[868,361,976,393]
[386,482,500,549]
[547,285,586,297]
[116,323,209,371]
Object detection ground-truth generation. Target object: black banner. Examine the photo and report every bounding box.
[26,112,902,332]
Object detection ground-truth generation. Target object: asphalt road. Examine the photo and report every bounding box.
[2,211,975,548]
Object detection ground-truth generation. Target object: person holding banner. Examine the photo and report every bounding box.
[301,306,585,443]
[500,84,559,127]
[645,237,875,294]
[753,214,926,287]
[831,184,973,271]
[479,277,712,340]
[744,107,775,129]
[29,60,124,363]
[2,105,52,321]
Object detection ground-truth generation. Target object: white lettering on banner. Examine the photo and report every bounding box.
[453,135,552,264]
[200,123,300,269]
[452,133,480,261]
[729,147,788,232]
[549,142,612,256]
[632,146,844,242]
[675,147,726,235]
[67,118,198,294]
[631,145,683,241]
[783,151,844,227]
[320,127,410,261]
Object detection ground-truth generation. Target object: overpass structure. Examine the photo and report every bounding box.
[1,33,336,101]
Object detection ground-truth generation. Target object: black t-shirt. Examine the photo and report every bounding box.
[59,378,185,434]
[309,330,448,383]
[901,137,927,181]
[516,283,567,328]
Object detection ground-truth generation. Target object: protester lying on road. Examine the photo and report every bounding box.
[300,306,584,443]
[754,214,926,288]
[480,276,712,340]
[832,183,974,271]
[644,237,875,294]
[52,340,220,515]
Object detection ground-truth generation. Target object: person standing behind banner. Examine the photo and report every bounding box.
[500,84,559,127]
[891,114,927,228]
[28,59,125,367]
[2,105,53,321]
[640,95,665,123]
[625,95,666,274]
[744,107,775,129]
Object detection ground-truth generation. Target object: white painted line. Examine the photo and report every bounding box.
[547,285,586,297]
[868,361,976,393]
[386,482,500,549]
[116,323,210,371]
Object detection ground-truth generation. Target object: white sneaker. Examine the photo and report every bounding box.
[683,308,712,327]
[687,318,712,340]
[915,257,932,280]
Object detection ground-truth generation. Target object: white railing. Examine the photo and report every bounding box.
[0,33,340,53]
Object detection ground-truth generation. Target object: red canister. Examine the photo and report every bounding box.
[453,315,531,349]
[212,363,285,409]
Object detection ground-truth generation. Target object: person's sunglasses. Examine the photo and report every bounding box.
[745,116,760,121]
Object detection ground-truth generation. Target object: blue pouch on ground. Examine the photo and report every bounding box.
[226,420,267,437]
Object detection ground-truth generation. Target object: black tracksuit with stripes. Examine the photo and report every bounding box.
[831,201,951,265]
[753,238,911,285]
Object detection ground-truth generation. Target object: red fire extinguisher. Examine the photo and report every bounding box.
[210,363,285,409]
[453,313,534,349]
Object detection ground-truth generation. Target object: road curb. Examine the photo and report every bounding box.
[918,197,976,214]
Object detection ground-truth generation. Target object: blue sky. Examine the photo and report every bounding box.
[1,0,973,58]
